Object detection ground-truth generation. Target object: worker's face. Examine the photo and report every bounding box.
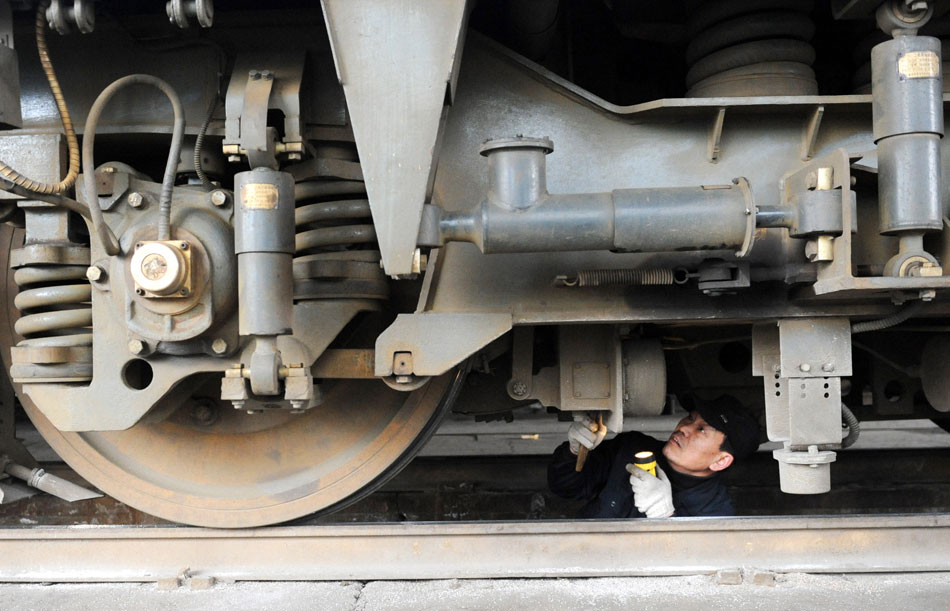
[662,411,733,477]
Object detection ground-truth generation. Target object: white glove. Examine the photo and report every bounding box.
[626,464,674,518]
[567,415,608,454]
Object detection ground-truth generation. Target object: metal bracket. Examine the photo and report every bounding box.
[321,0,470,275]
[707,107,726,163]
[801,105,824,161]
[375,312,512,377]
[224,54,306,168]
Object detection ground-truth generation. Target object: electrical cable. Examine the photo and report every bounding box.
[0,0,80,195]
[82,74,185,254]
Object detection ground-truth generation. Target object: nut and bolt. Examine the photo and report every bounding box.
[246,409,264,415]
[210,190,230,207]
[228,155,242,163]
[821,363,835,373]
[290,400,306,413]
[128,339,146,355]
[128,192,144,208]
[799,363,812,373]
[395,375,412,384]
[510,381,528,397]
[179,242,189,250]
[211,338,228,355]
[920,288,936,302]
[135,288,145,296]
[192,403,218,426]
[287,152,302,161]
[86,265,106,282]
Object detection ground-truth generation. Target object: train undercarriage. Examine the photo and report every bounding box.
[0,0,949,527]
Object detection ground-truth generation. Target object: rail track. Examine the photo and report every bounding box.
[1,515,949,583]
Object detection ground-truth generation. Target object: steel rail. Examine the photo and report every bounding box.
[1,514,949,582]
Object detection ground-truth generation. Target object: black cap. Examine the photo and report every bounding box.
[692,396,760,461]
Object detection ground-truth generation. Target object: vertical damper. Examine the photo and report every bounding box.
[872,35,944,275]
[234,167,295,337]
[230,167,296,399]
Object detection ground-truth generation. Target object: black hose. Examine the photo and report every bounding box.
[194,93,219,191]
[851,301,925,335]
[840,403,860,448]
[83,75,186,254]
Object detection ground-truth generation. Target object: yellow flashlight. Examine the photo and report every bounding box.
[632,451,657,477]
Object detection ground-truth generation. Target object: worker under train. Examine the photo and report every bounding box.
[548,397,760,519]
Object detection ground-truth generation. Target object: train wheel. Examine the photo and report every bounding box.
[0,226,459,527]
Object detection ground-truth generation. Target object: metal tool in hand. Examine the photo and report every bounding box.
[574,412,604,472]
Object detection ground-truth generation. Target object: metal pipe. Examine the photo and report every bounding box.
[441,137,755,256]
[441,184,752,254]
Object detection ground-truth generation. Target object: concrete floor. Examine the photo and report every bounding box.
[2,573,949,611]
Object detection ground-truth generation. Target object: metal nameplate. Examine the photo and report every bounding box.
[240,183,279,209]
[898,51,940,79]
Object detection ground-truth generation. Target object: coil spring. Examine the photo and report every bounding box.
[293,144,388,301]
[685,0,818,97]
[560,268,687,287]
[11,263,92,381]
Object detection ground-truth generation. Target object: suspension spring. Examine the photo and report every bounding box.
[293,143,388,302]
[685,0,818,97]
[10,261,92,382]
[557,268,689,287]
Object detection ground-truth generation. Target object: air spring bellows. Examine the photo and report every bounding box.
[685,0,818,97]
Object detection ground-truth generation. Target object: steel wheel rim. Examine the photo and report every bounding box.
[0,226,455,527]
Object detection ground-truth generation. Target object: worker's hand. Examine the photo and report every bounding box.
[567,415,608,455]
[626,464,674,518]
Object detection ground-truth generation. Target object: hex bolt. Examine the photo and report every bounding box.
[211,338,228,355]
[210,190,230,207]
[395,375,412,384]
[799,363,811,373]
[246,409,264,415]
[228,155,242,163]
[511,381,528,397]
[128,192,144,208]
[821,363,835,373]
[128,339,146,355]
[287,152,302,161]
[86,265,105,282]
[192,403,217,426]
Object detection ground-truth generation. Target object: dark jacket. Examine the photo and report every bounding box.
[547,430,735,518]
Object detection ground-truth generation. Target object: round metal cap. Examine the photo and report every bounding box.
[130,242,185,295]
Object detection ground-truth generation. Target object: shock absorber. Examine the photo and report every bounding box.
[293,142,388,302]
[10,204,92,383]
[685,0,818,97]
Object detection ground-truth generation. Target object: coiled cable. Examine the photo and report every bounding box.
[0,0,80,195]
